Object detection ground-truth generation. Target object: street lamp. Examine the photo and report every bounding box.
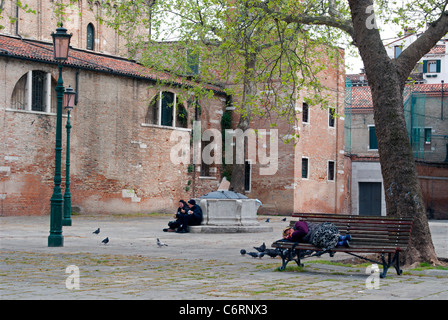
[48,24,72,247]
[62,85,76,227]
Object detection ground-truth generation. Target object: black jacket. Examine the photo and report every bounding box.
[188,204,203,222]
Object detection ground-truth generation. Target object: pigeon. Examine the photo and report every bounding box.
[157,238,168,247]
[265,218,270,222]
[93,228,100,234]
[282,217,287,222]
[253,242,266,252]
[101,237,109,244]
[265,248,280,258]
[240,249,246,255]
[247,252,264,258]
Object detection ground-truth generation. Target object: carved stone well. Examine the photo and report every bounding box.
[188,191,273,233]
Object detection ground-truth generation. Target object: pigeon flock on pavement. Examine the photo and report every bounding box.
[240,242,282,259]
[90,216,286,254]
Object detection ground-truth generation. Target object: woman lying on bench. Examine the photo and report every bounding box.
[282,221,351,251]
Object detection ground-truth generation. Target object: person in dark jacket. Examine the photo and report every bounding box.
[163,200,189,232]
[176,199,203,233]
[283,220,351,250]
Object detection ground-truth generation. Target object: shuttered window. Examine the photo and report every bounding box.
[423,60,441,73]
[369,126,378,150]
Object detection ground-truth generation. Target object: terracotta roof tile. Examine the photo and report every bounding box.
[427,45,445,55]
[347,86,373,111]
[0,34,225,94]
[346,83,447,112]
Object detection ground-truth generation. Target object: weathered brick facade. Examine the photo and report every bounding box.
[1,1,349,216]
[0,36,226,216]
[249,61,349,215]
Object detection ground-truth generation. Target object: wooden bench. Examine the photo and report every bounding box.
[271,213,413,278]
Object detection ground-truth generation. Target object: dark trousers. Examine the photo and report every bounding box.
[177,213,201,230]
[168,219,182,230]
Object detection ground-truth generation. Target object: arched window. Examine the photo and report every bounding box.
[87,23,95,50]
[11,70,57,113]
[145,91,187,128]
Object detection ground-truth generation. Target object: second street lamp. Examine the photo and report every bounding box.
[62,85,76,227]
[48,24,72,247]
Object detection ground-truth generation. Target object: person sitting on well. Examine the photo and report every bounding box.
[176,199,203,233]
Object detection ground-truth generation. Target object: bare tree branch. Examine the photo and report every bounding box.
[254,1,355,40]
[396,10,448,84]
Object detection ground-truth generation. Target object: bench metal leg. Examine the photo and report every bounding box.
[278,248,292,271]
[295,250,304,268]
[392,251,402,276]
[380,252,402,278]
[277,247,305,271]
[380,254,390,278]
[346,251,402,279]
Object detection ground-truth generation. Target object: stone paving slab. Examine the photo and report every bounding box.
[1,215,447,300]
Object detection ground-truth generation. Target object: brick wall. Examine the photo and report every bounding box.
[0,58,226,216]
[0,0,137,57]
[250,49,348,215]
[417,161,448,219]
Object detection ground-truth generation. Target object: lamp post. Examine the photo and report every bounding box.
[48,24,72,247]
[62,85,76,227]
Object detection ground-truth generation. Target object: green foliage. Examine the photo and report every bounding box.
[221,110,233,132]
[94,0,345,135]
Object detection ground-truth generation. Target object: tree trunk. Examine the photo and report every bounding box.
[348,0,444,265]
[228,115,250,194]
[229,53,257,194]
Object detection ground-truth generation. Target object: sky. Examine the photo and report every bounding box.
[345,19,404,74]
[344,0,421,74]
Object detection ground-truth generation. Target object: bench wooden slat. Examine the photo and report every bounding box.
[294,219,413,226]
[290,224,412,234]
[289,223,412,236]
[292,212,413,222]
[272,241,401,254]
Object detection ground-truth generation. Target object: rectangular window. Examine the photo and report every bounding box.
[31,71,45,112]
[369,126,378,150]
[244,160,251,192]
[423,60,441,73]
[186,49,199,76]
[429,61,438,73]
[302,103,309,123]
[200,140,210,177]
[328,161,335,181]
[161,91,174,126]
[302,157,309,179]
[425,128,432,144]
[329,107,335,127]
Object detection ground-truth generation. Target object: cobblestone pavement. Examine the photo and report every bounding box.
[1,215,447,300]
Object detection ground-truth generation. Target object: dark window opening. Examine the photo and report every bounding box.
[302,103,309,123]
[31,71,46,111]
[87,23,95,50]
[176,103,188,128]
[161,91,174,126]
[329,107,335,127]
[302,158,308,179]
[186,49,199,76]
[244,160,251,192]
[145,95,159,124]
[328,161,335,181]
